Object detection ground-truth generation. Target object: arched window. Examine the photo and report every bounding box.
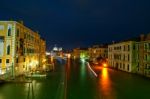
[7,45,10,55]
[8,28,11,36]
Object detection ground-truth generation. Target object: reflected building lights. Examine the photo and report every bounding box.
[99,68,116,99]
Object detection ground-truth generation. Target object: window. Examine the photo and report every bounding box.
[148,66,150,69]
[7,45,10,55]
[24,58,25,62]
[0,59,2,63]
[0,37,4,56]
[23,48,26,53]
[124,45,125,51]
[144,43,148,50]
[8,28,11,36]
[128,54,130,61]
[17,28,19,37]
[120,46,121,50]
[120,63,122,68]
[133,45,135,50]
[145,54,148,61]
[123,64,125,69]
[16,58,18,63]
[6,59,9,63]
[123,54,125,61]
[127,64,130,71]
[128,45,130,51]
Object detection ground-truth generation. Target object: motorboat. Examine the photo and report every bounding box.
[25,71,47,78]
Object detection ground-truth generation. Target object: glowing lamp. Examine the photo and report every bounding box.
[81,58,85,62]
[103,63,107,68]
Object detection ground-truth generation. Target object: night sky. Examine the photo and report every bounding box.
[1,0,150,50]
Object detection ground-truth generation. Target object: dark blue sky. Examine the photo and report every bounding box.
[1,0,150,50]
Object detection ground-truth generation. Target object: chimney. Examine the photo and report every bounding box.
[140,34,145,41]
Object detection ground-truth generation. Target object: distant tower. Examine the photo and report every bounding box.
[53,44,58,51]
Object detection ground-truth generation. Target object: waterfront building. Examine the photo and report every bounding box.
[108,34,150,75]
[137,34,150,77]
[72,48,89,59]
[39,38,46,70]
[0,21,46,78]
[88,44,108,63]
[108,40,138,73]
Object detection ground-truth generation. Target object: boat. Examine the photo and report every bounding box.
[25,71,47,78]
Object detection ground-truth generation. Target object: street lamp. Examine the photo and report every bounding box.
[103,63,107,68]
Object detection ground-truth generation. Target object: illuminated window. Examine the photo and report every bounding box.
[0,37,4,56]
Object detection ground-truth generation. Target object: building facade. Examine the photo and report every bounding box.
[108,34,150,75]
[88,44,108,62]
[39,39,46,70]
[0,21,46,78]
[108,41,138,73]
[72,48,89,59]
[137,34,150,77]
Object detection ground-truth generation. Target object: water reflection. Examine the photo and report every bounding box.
[99,68,116,99]
[0,93,4,99]
[66,58,70,79]
[80,62,86,83]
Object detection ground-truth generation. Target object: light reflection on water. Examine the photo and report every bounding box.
[80,62,86,81]
[0,93,4,99]
[99,68,116,99]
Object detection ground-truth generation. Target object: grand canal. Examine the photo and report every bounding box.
[0,59,150,99]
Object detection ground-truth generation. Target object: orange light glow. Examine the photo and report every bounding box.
[102,68,108,78]
[100,68,110,96]
[99,68,116,99]
[67,54,71,58]
[103,63,107,67]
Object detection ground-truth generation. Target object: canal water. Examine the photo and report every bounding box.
[0,60,65,99]
[0,59,150,99]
